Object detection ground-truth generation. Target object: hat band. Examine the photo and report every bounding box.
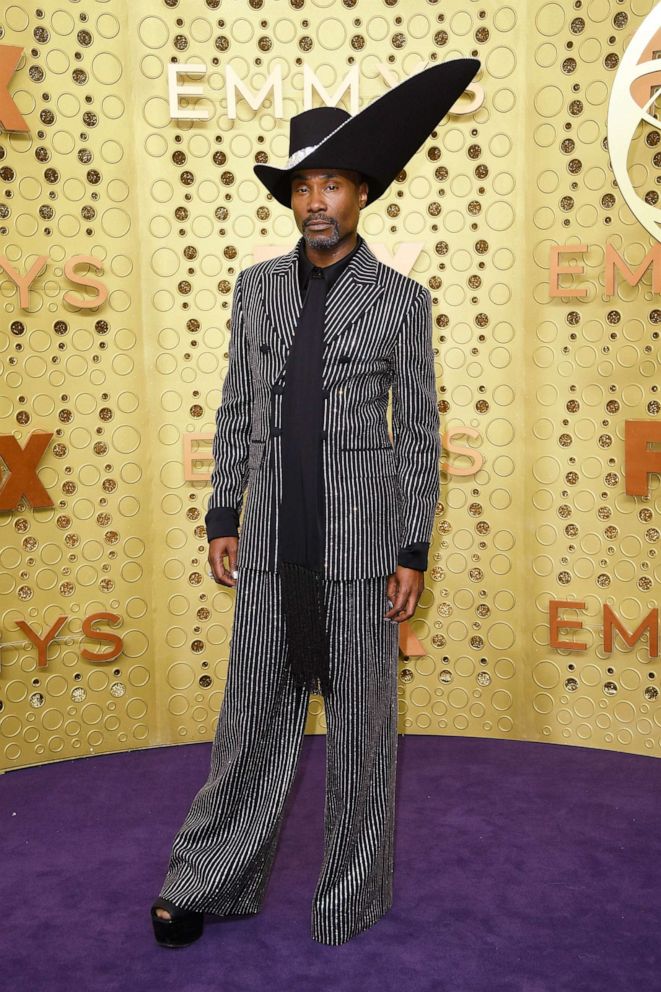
[284,114,355,171]
[286,144,319,169]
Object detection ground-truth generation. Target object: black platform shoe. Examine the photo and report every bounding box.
[151,897,204,948]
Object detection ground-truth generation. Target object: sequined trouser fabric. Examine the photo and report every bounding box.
[158,565,400,946]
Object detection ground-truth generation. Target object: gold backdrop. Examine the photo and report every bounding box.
[1,0,660,772]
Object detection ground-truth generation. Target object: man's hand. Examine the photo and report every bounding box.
[208,536,238,588]
[385,565,425,623]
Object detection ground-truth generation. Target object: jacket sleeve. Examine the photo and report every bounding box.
[397,540,430,572]
[204,271,253,539]
[391,287,441,552]
[205,506,239,542]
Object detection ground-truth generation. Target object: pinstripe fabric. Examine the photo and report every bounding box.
[159,565,400,945]
[207,236,441,578]
[161,237,439,943]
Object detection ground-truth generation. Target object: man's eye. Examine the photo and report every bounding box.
[293,183,337,192]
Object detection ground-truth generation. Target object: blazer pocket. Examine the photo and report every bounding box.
[341,444,392,450]
[337,446,396,478]
[340,426,393,451]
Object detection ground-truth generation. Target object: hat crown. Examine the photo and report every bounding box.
[253,58,482,209]
[288,106,351,157]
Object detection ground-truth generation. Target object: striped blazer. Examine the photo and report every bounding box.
[206,235,441,580]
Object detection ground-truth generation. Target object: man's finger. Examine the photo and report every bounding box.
[387,581,419,622]
[208,558,228,586]
[385,576,398,613]
[400,587,419,622]
[208,545,236,587]
[385,588,407,620]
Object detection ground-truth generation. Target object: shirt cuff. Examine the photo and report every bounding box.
[205,506,239,541]
[397,541,429,572]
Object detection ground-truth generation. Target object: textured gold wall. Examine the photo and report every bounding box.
[1,0,659,771]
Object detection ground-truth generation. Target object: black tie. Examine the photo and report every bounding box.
[278,265,332,697]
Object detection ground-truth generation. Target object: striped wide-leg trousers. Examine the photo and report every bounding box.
[158,565,400,945]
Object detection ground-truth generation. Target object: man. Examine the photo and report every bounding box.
[151,58,480,947]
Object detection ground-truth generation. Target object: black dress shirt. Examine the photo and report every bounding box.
[206,233,430,572]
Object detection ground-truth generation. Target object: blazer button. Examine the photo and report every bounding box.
[270,427,282,437]
[272,383,284,394]
[321,429,328,441]
[321,388,330,398]
[260,343,271,353]
[338,354,351,363]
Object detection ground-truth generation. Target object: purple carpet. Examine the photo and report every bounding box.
[2,734,659,992]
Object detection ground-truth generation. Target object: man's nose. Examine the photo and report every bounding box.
[306,189,327,211]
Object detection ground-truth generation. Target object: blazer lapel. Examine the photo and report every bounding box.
[261,243,302,372]
[261,236,385,385]
[323,240,385,347]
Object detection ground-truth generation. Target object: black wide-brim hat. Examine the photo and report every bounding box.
[253,59,481,208]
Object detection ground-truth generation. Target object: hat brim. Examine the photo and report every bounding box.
[253,58,481,208]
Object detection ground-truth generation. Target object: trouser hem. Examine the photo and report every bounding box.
[310,898,393,946]
[157,887,263,918]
